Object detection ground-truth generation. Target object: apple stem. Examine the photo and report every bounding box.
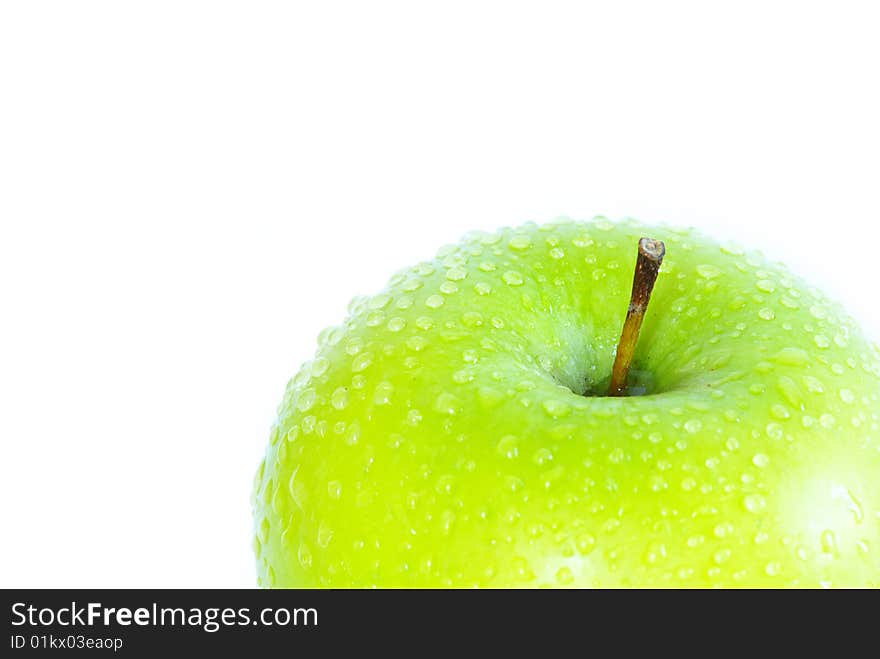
[608,237,666,397]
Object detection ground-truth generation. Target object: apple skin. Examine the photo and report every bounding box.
[253,218,880,587]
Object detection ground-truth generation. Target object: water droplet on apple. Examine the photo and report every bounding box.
[773,347,809,366]
[258,517,270,545]
[387,316,406,332]
[532,448,553,466]
[252,534,263,559]
[369,293,392,309]
[365,310,385,327]
[821,530,839,557]
[743,493,767,513]
[300,415,316,434]
[317,521,334,548]
[351,352,373,372]
[317,325,344,347]
[462,311,483,327]
[296,388,317,412]
[511,556,535,581]
[832,485,864,524]
[401,277,423,292]
[714,522,734,538]
[555,566,575,585]
[776,376,802,407]
[457,351,477,368]
[425,294,445,309]
[770,404,790,420]
[288,468,307,511]
[297,543,313,569]
[496,435,519,459]
[435,475,455,495]
[508,235,532,251]
[344,422,360,446]
[696,264,721,279]
[440,509,456,535]
[474,281,492,295]
[434,392,460,415]
[608,448,625,464]
[752,453,770,468]
[502,270,524,286]
[446,267,467,281]
[684,419,702,433]
[643,541,668,565]
[406,335,429,351]
[542,399,570,418]
[330,387,348,410]
[713,548,732,564]
[311,357,329,377]
[576,533,596,555]
[686,535,704,548]
[439,281,458,295]
[373,381,394,405]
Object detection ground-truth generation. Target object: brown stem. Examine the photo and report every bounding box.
[608,237,666,397]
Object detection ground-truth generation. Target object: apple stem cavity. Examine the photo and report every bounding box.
[608,237,666,397]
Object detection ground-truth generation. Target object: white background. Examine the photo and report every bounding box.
[1,1,878,587]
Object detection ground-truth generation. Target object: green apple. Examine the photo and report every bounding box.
[253,217,880,587]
